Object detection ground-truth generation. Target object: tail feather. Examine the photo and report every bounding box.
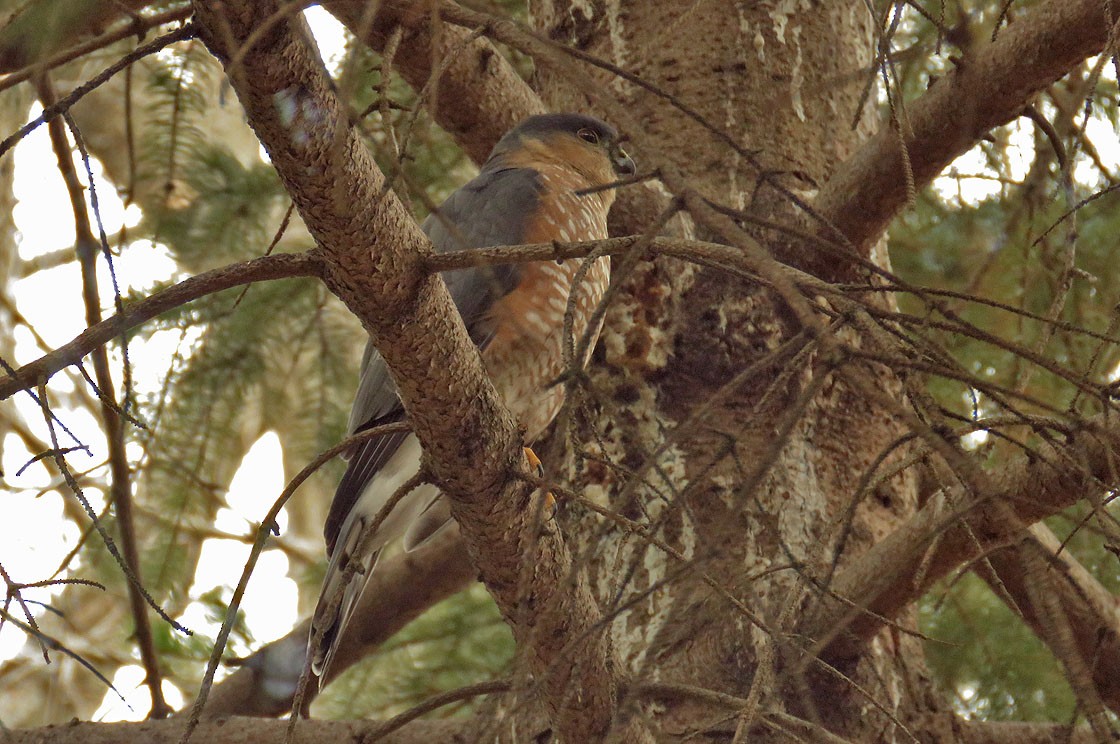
[309,512,381,683]
[308,437,444,684]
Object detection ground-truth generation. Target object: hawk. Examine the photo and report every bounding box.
[310,113,634,681]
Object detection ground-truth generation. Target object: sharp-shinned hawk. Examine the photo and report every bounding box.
[309,113,635,680]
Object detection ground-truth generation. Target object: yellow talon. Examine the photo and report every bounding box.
[523,446,557,520]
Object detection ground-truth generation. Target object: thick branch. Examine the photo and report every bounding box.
[803,417,1120,665]
[913,715,1098,744]
[813,0,1116,249]
[0,252,324,401]
[329,0,668,236]
[195,528,474,718]
[3,716,466,744]
[188,4,625,740]
[325,0,544,166]
[977,523,1120,715]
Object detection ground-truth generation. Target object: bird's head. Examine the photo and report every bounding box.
[487,113,636,188]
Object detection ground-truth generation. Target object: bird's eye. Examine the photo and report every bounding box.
[577,128,600,144]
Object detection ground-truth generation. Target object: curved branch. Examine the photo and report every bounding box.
[188,4,627,741]
[0,251,325,400]
[813,0,1117,249]
[802,415,1120,666]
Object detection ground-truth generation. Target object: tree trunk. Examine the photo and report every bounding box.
[4,0,1119,740]
[509,2,931,739]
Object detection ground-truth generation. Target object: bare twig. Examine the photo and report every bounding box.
[0,23,198,161]
[179,420,409,743]
[0,251,325,400]
[37,74,168,717]
[0,5,192,95]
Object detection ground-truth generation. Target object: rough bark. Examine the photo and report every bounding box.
[187,3,631,740]
[978,523,1120,714]
[4,0,1120,739]
[2,716,468,744]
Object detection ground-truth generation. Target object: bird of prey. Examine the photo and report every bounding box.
[309,113,635,681]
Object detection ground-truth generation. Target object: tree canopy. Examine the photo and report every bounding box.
[0,1,1119,742]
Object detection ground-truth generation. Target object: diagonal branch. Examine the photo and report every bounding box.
[325,0,544,166]
[813,0,1117,251]
[0,251,325,401]
[188,3,629,741]
[977,523,1120,716]
[6,232,809,404]
[801,416,1120,666]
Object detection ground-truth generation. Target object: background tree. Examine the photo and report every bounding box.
[0,0,1118,742]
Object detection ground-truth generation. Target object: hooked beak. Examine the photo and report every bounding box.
[611,144,636,177]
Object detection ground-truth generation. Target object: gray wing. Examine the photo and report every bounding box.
[322,166,542,554]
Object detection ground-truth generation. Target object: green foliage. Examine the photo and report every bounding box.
[123,276,356,605]
[142,147,288,268]
[315,584,513,720]
[921,573,1074,721]
[884,2,1120,722]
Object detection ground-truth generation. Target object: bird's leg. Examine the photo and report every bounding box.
[523,446,557,521]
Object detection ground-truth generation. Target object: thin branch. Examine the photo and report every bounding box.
[0,22,198,161]
[191,528,475,718]
[34,380,189,636]
[178,420,408,739]
[0,251,325,400]
[40,72,169,716]
[0,5,192,95]
[0,608,128,707]
[364,679,511,742]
